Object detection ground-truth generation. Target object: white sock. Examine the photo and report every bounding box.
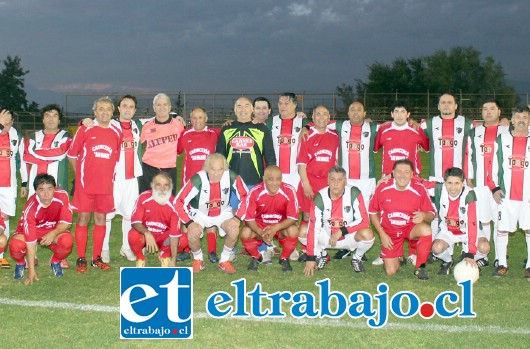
[192,248,203,261]
[0,219,9,259]
[219,245,233,263]
[496,232,509,267]
[298,236,307,246]
[354,237,374,260]
[475,251,488,261]
[103,218,112,251]
[122,217,132,249]
[525,232,530,269]
[434,249,452,263]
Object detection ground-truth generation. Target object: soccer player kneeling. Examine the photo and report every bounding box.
[9,174,73,285]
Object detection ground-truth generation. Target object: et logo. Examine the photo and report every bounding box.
[120,268,193,339]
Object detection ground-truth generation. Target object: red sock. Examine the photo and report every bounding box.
[9,238,26,264]
[0,246,4,254]
[75,225,88,258]
[178,232,189,253]
[241,238,261,259]
[92,224,106,260]
[50,233,73,263]
[128,229,146,260]
[207,231,217,253]
[280,237,298,260]
[415,235,433,268]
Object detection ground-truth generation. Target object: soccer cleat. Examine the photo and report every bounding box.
[120,248,137,261]
[525,267,530,280]
[493,265,508,277]
[333,249,351,260]
[476,258,489,268]
[136,259,146,267]
[316,251,330,270]
[0,257,11,269]
[91,257,111,271]
[524,259,528,270]
[407,254,417,266]
[60,259,70,269]
[218,261,236,274]
[176,251,191,262]
[297,252,308,263]
[101,249,110,263]
[76,258,87,273]
[438,260,453,275]
[261,249,273,265]
[14,263,25,280]
[289,249,300,261]
[351,258,365,273]
[50,261,63,277]
[361,254,368,262]
[192,260,205,273]
[280,258,293,272]
[247,256,262,271]
[208,252,219,264]
[426,252,436,264]
[372,257,384,265]
[158,253,171,267]
[414,267,429,280]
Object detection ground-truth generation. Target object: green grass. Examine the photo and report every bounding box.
[1,154,530,348]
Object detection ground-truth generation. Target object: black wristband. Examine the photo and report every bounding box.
[306,255,316,262]
[340,226,349,237]
[492,187,501,195]
[184,220,193,228]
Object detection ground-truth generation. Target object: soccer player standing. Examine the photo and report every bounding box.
[67,96,121,273]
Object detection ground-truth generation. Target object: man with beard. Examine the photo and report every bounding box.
[128,172,180,267]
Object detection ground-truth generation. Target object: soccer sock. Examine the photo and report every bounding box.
[122,217,132,250]
[128,229,145,260]
[434,249,452,263]
[525,232,530,269]
[475,251,488,261]
[178,232,189,253]
[50,233,73,263]
[75,225,89,259]
[242,238,260,259]
[160,245,171,259]
[415,235,433,268]
[279,237,298,260]
[8,238,26,264]
[192,248,203,261]
[103,217,112,251]
[92,224,106,260]
[354,237,375,260]
[207,231,217,254]
[497,232,509,267]
[0,219,9,259]
[219,245,233,263]
[298,236,307,246]
[491,223,499,261]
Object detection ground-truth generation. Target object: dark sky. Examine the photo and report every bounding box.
[1,0,529,108]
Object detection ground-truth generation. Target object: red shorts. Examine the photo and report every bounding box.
[297,176,328,212]
[72,190,115,214]
[380,226,418,259]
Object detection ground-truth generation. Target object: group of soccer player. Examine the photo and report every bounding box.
[1,91,529,285]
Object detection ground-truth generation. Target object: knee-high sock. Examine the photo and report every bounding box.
[525,232,530,269]
[0,219,9,259]
[280,237,298,260]
[75,225,89,259]
[354,237,375,260]
[434,249,452,263]
[415,235,433,268]
[50,233,73,263]
[242,238,260,259]
[104,218,112,251]
[122,217,132,249]
[128,229,146,260]
[496,231,509,267]
[9,238,26,264]
[207,231,217,253]
[92,224,106,260]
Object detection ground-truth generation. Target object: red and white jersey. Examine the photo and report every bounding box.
[369,178,436,234]
[67,123,122,195]
[177,126,220,184]
[494,132,530,202]
[307,185,370,257]
[245,182,299,227]
[336,120,378,180]
[131,190,180,237]
[141,117,184,169]
[266,115,307,177]
[296,128,339,179]
[466,124,509,189]
[0,127,27,189]
[0,209,5,230]
[374,122,429,176]
[421,115,472,181]
[174,169,248,223]
[114,119,143,180]
[16,189,72,243]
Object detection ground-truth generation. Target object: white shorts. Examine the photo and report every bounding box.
[497,199,530,232]
[282,173,300,190]
[0,186,17,216]
[107,178,139,220]
[347,178,376,211]
[473,186,497,224]
[189,209,234,237]
[434,230,468,256]
[314,230,359,256]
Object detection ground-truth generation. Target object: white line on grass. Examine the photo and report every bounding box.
[1,297,529,335]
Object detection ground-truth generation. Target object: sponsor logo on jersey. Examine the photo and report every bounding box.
[480,143,493,154]
[230,136,254,150]
[346,141,364,152]
[508,156,529,170]
[205,278,476,329]
[277,134,296,146]
[438,137,458,148]
[120,268,193,339]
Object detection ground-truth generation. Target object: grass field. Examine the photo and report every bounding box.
[1,154,529,348]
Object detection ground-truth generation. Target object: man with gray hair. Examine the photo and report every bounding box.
[140,93,185,195]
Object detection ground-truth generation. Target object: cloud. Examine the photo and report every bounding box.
[288,2,313,16]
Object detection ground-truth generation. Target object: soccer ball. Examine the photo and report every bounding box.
[453,260,480,284]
